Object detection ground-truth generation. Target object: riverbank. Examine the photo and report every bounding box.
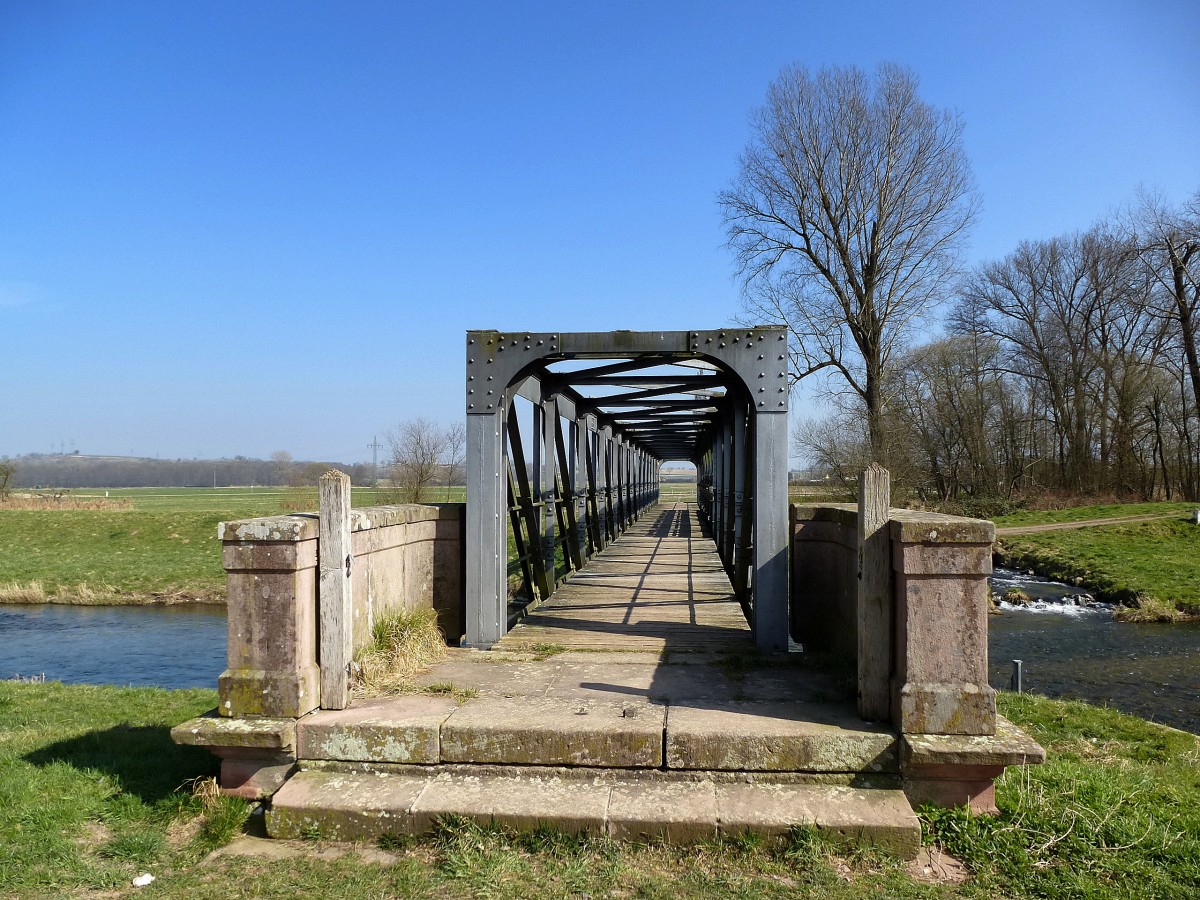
[4,495,1196,616]
[994,516,1200,622]
[0,486,429,608]
[0,583,225,605]
[991,501,1200,621]
[2,680,1197,898]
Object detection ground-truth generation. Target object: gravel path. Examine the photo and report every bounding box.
[995,513,1180,537]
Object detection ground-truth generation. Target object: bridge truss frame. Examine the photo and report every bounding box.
[465,328,790,651]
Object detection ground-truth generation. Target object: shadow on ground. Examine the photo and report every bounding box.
[25,724,217,804]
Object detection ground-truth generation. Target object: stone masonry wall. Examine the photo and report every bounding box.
[789,504,857,659]
[217,503,465,718]
[789,503,996,736]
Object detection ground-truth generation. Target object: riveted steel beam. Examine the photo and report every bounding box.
[465,328,788,650]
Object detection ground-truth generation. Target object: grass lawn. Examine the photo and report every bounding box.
[0,486,462,604]
[2,681,1198,898]
[993,503,1200,614]
[992,500,1198,528]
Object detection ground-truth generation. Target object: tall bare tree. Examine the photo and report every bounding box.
[1130,191,1200,423]
[721,63,977,460]
[387,418,461,503]
[0,460,15,499]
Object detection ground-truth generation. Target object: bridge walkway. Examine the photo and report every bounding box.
[496,502,753,654]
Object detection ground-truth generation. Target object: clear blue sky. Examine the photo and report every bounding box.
[2,0,1197,462]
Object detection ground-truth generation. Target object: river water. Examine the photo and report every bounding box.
[4,578,1199,733]
[1,603,226,689]
[987,568,1200,733]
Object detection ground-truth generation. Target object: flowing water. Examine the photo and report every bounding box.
[988,568,1200,733]
[1,603,226,689]
[4,576,1199,734]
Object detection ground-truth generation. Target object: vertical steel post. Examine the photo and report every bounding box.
[540,395,558,586]
[752,407,789,651]
[465,406,507,647]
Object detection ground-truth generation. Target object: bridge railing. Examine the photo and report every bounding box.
[216,498,465,720]
[789,500,996,735]
[790,490,1044,812]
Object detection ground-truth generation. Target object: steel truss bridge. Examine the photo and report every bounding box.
[465,329,789,650]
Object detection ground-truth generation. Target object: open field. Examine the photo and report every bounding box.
[2,681,1197,898]
[0,486,463,605]
[5,490,1197,612]
[993,503,1200,616]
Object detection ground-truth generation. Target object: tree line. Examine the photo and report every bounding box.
[723,62,1199,506]
[2,453,375,490]
[796,197,1200,504]
[1,421,466,500]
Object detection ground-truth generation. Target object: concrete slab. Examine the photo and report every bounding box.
[554,650,666,665]
[264,766,920,855]
[738,667,856,704]
[715,781,823,837]
[903,715,1046,767]
[297,695,457,763]
[544,661,659,701]
[171,712,295,750]
[412,658,560,698]
[715,782,920,856]
[813,786,921,857]
[637,664,741,703]
[441,696,665,767]
[607,780,718,843]
[266,769,426,841]
[411,772,610,834]
[666,701,897,773]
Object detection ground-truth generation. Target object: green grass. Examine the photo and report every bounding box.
[0,681,247,897]
[992,500,1198,529]
[996,515,1200,613]
[923,692,1200,898]
[0,486,461,604]
[3,682,1198,898]
[0,509,233,601]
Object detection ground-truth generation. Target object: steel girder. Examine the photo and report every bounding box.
[465,329,789,651]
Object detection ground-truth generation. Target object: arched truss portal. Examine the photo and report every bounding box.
[465,329,789,651]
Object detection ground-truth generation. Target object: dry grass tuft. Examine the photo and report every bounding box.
[0,581,47,603]
[353,607,449,697]
[182,775,224,809]
[0,493,133,510]
[1113,594,1186,623]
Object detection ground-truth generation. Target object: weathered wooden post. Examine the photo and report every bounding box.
[858,464,892,721]
[319,469,353,709]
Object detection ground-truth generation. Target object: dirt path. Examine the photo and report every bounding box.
[995,513,1180,537]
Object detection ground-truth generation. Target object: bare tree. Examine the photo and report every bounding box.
[387,418,461,503]
[957,228,1166,493]
[442,421,466,500]
[269,450,293,487]
[721,63,977,461]
[1130,190,1200,424]
[0,460,14,499]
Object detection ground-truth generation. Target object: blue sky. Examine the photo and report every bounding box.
[2,0,1197,462]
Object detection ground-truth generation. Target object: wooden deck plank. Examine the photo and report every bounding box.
[496,503,752,653]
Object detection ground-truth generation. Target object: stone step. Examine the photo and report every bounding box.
[266,768,921,856]
[295,695,897,774]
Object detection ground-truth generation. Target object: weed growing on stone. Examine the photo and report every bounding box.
[352,607,449,697]
[530,643,566,660]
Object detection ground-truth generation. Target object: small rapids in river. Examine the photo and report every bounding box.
[988,568,1200,733]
